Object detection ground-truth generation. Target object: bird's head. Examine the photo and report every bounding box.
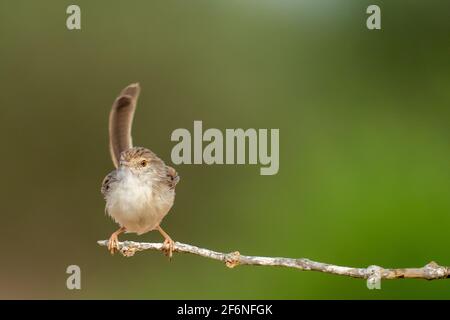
[119,147,160,175]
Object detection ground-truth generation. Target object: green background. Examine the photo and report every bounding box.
[0,0,449,299]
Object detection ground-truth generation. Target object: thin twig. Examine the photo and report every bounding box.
[97,240,450,288]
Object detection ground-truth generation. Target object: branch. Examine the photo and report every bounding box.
[97,240,450,288]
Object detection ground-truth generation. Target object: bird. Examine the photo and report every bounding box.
[101,83,180,257]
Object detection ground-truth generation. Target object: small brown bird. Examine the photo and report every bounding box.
[101,83,179,257]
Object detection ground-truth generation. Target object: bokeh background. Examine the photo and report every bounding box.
[0,0,449,299]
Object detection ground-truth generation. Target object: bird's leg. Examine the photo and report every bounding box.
[156,225,175,258]
[107,226,126,255]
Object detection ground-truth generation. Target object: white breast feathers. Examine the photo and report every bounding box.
[105,168,173,235]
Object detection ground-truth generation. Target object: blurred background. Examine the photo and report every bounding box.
[0,0,449,299]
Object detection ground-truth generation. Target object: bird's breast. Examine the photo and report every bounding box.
[105,170,173,234]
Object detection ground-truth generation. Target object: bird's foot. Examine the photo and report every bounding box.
[162,237,175,259]
[107,233,119,254]
[156,225,175,259]
[107,227,125,255]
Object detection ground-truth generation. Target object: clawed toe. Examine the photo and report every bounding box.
[107,235,118,254]
[163,238,175,259]
[107,227,126,255]
[157,226,175,259]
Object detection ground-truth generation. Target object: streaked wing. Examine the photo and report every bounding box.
[109,83,140,168]
[166,166,180,189]
[101,170,118,197]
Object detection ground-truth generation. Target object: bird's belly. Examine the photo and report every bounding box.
[105,178,172,235]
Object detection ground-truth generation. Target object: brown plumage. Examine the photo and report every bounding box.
[102,83,179,257]
[108,83,140,168]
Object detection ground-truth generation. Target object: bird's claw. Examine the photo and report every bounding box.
[107,234,119,255]
[163,238,175,259]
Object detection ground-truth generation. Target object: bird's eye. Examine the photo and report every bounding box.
[140,160,148,167]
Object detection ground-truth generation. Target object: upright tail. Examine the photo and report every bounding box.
[108,83,140,168]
